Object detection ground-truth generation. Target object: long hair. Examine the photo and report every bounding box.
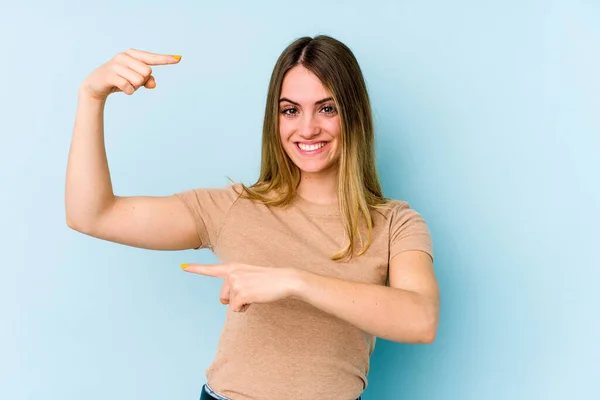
[240,35,389,261]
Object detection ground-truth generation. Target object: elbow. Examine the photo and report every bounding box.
[65,212,95,235]
[65,208,84,232]
[66,214,78,230]
[66,216,86,233]
[65,200,85,232]
[418,309,439,344]
[65,197,115,234]
[406,305,438,344]
[419,296,439,344]
[388,317,438,344]
[419,323,438,344]
[388,295,439,344]
[65,200,110,235]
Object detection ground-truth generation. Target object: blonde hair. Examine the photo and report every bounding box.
[240,35,389,261]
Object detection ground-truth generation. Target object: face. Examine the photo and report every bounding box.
[278,65,341,176]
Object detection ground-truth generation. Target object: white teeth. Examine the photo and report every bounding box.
[298,142,326,151]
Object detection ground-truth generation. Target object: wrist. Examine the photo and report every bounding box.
[288,268,312,301]
[77,85,108,106]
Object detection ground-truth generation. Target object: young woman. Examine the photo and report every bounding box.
[66,35,440,400]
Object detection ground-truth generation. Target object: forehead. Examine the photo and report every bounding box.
[280,65,332,102]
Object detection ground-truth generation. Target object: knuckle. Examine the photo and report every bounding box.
[133,76,145,87]
[114,53,127,64]
[109,61,120,72]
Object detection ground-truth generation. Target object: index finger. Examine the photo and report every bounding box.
[181,263,230,278]
[125,48,182,66]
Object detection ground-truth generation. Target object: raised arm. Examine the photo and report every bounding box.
[65,49,199,250]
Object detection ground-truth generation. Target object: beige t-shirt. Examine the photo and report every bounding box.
[175,184,433,400]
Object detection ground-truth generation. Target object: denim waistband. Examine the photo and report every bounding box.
[201,383,362,400]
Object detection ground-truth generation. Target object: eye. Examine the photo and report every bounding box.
[280,107,298,116]
[321,104,337,114]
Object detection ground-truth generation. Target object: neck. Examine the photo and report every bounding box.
[296,168,339,205]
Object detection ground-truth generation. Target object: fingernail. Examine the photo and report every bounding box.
[173,55,182,60]
[180,263,188,270]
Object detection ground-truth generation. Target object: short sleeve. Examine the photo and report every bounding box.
[389,202,434,262]
[173,184,242,250]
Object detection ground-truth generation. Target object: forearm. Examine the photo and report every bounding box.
[293,271,438,344]
[65,90,115,229]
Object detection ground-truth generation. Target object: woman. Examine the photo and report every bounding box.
[66,35,440,400]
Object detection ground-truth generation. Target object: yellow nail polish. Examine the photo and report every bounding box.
[173,55,182,60]
[180,263,188,269]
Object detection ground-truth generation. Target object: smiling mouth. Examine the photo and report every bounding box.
[296,142,327,151]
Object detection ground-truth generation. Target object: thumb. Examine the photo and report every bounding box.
[144,75,156,89]
[219,280,231,304]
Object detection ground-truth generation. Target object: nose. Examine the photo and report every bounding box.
[299,114,320,139]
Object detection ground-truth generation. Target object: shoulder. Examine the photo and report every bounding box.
[373,199,420,224]
[181,182,244,199]
[379,199,433,261]
[174,182,246,214]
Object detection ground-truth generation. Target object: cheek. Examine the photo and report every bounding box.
[325,117,342,139]
[279,119,295,141]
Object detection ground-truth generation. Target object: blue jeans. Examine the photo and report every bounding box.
[200,383,362,400]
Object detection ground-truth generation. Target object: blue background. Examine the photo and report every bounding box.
[1,1,598,399]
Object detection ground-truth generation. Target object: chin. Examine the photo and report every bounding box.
[283,144,339,176]
[293,160,337,175]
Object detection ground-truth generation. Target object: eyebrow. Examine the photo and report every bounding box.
[279,97,334,106]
